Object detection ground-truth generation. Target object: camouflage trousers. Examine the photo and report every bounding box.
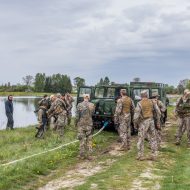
[156,129,162,148]
[77,125,93,157]
[118,114,131,148]
[137,118,158,157]
[176,117,190,144]
[67,110,72,125]
[55,112,67,136]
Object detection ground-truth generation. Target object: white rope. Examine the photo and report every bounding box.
[1,126,105,167]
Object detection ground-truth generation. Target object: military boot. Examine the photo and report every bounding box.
[147,155,157,161]
[136,155,146,161]
[118,144,128,151]
[175,141,180,146]
[77,154,86,160]
[86,156,94,161]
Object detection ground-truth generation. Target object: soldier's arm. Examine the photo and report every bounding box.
[114,99,122,123]
[153,104,161,126]
[174,97,183,115]
[38,109,43,126]
[114,99,122,117]
[70,96,75,103]
[176,97,183,108]
[130,99,135,117]
[75,104,81,125]
[90,103,95,114]
[47,102,55,115]
[38,99,43,106]
[133,102,142,125]
[159,101,166,112]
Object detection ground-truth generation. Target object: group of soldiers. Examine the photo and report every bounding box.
[35,93,74,138]
[76,89,166,161]
[36,88,190,161]
[114,89,166,161]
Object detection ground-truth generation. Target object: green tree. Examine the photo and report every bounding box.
[133,77,141,82]
[165,84,177,94]
[103,76,110,85]
[34,73,46,92]
[22,75,34,87]
[44,76,52,92]
[186,82,190,91]
[177,84,185,94]
[49,74,72,93]
[74,77,85,89]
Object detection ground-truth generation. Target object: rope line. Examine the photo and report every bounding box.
[1,125,106,167]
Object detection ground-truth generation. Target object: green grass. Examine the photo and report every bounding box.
[2,106,190,190]
[0,123,117,190]
[158,126,190,190]
[72,141,149,190]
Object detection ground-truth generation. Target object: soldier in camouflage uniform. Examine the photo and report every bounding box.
[134,90,161,161]
[75,94,95,160]
[175,89,190,146]
[38,95,51,129]
[114,89,135,151]
[47,94,68,136]
[35,99,49,138]
[151,92,166,148]
[65,93,74,126]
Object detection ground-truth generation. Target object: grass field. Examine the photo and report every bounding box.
[1,106,190,190]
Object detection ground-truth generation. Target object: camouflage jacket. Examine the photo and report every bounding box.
[134,98,161,126]
[114,96,135,122]
[76,101,95,126]
[175,96,190,117]
[65,96,74,111]
[38,106,47,126]
[47,98,67,117]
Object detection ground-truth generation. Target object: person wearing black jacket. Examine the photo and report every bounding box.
[5,95,14,130]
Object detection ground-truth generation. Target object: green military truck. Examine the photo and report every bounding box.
[77,82,167,131]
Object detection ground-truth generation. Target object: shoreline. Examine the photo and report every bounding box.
[0,92,77,97]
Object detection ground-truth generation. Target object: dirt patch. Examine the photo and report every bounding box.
[38,142,123,190]
[130,162,162,190]
[38,159,115,190]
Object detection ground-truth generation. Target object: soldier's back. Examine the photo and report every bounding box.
[139,99,153,119]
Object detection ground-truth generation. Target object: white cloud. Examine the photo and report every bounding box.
[0,0,190,85]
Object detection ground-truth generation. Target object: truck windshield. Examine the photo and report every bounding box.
[79,87,92,98]
[106,88,115,98]
[95,87,105,98]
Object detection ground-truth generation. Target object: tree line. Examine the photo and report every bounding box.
[0,74,86,93]
[0,74,189,95]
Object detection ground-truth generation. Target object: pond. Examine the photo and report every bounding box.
[0,97,76,130]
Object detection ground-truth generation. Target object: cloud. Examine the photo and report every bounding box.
[0,0,190,86]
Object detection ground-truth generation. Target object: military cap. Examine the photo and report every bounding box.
[141,90,148,96]
[184,89,190,95]
[56,93,61,98]
[83,94,90,99]
[50,95,55,99]
[152,92,160,97]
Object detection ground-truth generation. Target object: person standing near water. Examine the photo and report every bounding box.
[5,95,14,130]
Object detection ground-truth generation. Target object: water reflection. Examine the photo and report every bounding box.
[0,97,76,130]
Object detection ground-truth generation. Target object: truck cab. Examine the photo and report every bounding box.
[77,84,129,128]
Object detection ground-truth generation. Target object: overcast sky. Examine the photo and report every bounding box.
[0,0,190,86]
